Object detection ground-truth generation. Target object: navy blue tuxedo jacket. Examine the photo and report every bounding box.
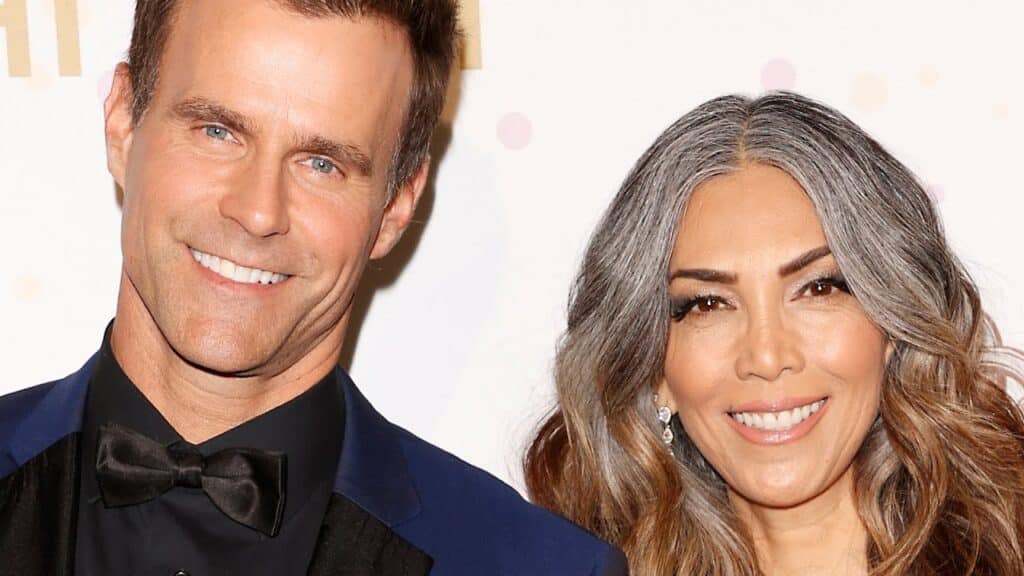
[0,354,627,575]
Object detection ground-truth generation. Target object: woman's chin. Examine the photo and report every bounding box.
[724,463,855,513]
[725,472,828,511]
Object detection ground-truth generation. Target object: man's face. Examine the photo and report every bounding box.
[106,0,422,377]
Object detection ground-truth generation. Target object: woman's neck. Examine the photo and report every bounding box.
[730,468,868,576]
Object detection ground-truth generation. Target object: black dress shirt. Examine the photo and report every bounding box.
[74,331,345,576]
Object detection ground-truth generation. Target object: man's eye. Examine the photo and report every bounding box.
[308,157,338,175]
[204,125,231,140]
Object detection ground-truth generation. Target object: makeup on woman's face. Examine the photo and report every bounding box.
[659,163,889,510]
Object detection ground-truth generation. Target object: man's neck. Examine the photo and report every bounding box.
[110,275,346,444]
[730,469,869,576]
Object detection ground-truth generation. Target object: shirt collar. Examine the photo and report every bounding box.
[80,325,346,525]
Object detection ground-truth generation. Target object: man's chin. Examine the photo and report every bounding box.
[170,327,285,377]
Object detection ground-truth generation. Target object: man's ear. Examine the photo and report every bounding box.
[369,159,430,260]
[104,62,135,191]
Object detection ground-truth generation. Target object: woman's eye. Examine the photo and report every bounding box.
[801,277,850,298]
[695,296,722,312]
[809,280,834,296]
[307,157,338,175]
[204,125,231,140]
[671,295,727,321]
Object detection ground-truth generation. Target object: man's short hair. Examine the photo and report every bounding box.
[128,0,460,194]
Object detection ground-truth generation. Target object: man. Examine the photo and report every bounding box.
[0,1,627,574]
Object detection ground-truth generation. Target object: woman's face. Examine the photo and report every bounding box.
[658,163,889,510]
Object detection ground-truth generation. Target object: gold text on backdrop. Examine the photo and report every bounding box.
[459,0,480,69]
[0,0,81,77]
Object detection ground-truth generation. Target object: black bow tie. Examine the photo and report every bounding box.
[95,422,287,537]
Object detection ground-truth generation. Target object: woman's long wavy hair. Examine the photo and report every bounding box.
[525,92,1024,575]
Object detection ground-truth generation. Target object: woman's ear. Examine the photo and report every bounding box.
[655,379,678,414]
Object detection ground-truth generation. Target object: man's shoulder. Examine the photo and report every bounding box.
[391,426,626,575]
[0,380,62,444]
[0,357,95,480]
[0,380,65,476]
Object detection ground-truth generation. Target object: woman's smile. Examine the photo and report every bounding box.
[725,396,829,445]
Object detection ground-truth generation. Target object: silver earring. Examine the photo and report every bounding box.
[654,394,674,446]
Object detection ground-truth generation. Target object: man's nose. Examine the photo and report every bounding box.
[734,307,805,382]
[218,158,290,237]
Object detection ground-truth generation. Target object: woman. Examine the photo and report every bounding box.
[525,92,1024,575]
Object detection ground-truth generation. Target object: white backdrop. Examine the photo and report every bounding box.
[2,1,1022,491]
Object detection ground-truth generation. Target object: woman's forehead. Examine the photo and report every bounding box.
[673,164,828,269]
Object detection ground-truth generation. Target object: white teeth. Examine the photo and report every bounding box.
[778,410,793,428]
[190,248,289,285]
[730,399,825,432]
[232,265,250,282]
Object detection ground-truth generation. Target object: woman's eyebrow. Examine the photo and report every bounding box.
[669,268,737,284]
[669,245,832,284]
[778,245,831,277]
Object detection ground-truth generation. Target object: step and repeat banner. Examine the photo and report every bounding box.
[2,1,1022,489]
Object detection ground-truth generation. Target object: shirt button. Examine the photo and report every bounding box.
[173,571,190,576]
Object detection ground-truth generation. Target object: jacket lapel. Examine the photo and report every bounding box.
[331,369,421,525]
[0,433,80,576]
[306,369,432,574]
[307,493,432,576]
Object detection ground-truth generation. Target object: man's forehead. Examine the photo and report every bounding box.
[153,0,413,154]
[166,0,412,50]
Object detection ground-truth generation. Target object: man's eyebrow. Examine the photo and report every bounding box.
[296,134,374,178]
[169,97,255,136]
[778,245,832,277]
[668,245,833,284]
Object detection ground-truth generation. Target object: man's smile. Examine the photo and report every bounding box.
[189,247,291,285]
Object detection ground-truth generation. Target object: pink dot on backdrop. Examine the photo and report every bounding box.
[13,273,43,304]
[497,113,532,150]
[761,59,796,91]
[851,74,888,112]
[97,68,115,103]
[27,70,54,95]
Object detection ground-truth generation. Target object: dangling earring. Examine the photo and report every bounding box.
[654,394,674,446]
